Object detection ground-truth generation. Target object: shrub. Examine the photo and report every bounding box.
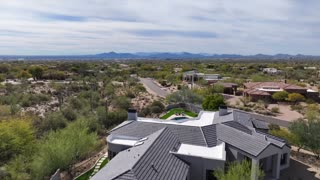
[202,94,225,111]
[62,107,77,121]
[272,91,288,101]
[287,93,305,103]
[214,160,264,180]
[37,112,67,134]
[31,120,98,179]
[268,123,280,131]
[271,107,280,113]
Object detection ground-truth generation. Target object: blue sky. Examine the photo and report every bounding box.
[0,0,319,55]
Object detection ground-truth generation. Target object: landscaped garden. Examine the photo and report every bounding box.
[160,108,198,119]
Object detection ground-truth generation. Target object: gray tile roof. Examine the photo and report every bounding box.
[93,128,189,180]
[110,121,207,146]
[222,121,252,135]
[256,130,287,148]
[217,124,270,157]
[201,124,217,147]
[252,119,269,130]
[232,110,254,128]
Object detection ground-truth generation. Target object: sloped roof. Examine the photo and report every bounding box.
[222,121,252,135]
[244,82,307,91]
[93,128,189,180]
[216,124,270,157]
[201,124,217,147]
[110,121,207,146]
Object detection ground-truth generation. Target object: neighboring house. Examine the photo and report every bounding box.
[174,67,183,73]
[243,82,319,102]
[214,82,238,95]
[183,70,222,84]
[262,68,282,75]
[92,108,290,180]
[304,67,317,70]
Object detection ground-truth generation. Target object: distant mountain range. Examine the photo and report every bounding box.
[1,52,320,60]
[94,52,320,59]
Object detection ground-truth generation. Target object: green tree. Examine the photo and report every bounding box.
[28,66,44,81]
[37,112,67,134]
[214,160,264,180]
[202,94,225,111]
[17,70,32,79]
[167,89,203,104]
[0,118,35,164]
[112,96,131,110]
[289,119,308,152]
[287,93,305,104]
[31,119,98,179]
[272,91,289,101]
[212,84,224,94]
[62,107,77,121]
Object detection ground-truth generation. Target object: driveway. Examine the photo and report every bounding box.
[139,78,169,98]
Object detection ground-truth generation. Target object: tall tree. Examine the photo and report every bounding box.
[202,94,225,111]
[28,66,44,81]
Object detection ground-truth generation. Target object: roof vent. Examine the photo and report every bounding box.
[219,105,228,116]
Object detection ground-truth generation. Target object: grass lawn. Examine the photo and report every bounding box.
[75,159,109,180]
[160,108,198,119]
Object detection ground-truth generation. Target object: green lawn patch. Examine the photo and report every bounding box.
[160,108,198,119]
[75,159,109,180]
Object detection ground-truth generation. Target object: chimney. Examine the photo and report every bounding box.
[128,108,137,120]
[219,105,228,116]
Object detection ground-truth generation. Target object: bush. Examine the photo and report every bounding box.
[272,91,288,101]
[62,107,77,121]
[287,93,305,103]
[268,123,280,131]
[112,96,131,110]
[202,94,225,111]
[271,107,280,113]
[214,160,264,180]
[31,120,98,179]
[37,112,67,134]
[104,110,128,129]
[0,118,35,165]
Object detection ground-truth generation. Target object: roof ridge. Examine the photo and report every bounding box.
[109,120,135,132]
[199,126,209,147]
[131,127,169,170]
[113,170,138,180]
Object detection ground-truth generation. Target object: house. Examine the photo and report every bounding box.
[183,70,222,84]
[262,68,282,75]
[92,108,290,180]
[243,82,319,102]
[304,67,317,70]
[214,82,238,95]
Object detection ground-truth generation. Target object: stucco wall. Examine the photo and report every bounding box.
[174,154,225,180]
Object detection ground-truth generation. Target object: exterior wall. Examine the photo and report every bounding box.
[174,154,225,180]
[226,144,290,180]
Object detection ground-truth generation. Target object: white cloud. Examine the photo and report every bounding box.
[0,0,319,55]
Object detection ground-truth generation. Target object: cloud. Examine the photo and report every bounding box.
[127,29,217,38]
[0,0,319,55]
[38,12,87,22]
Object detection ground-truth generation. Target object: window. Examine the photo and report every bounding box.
[280,153,287,165]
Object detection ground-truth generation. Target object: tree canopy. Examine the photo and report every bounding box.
[214,160,264,180]
[202,94,225,111]
[272,91,289,101]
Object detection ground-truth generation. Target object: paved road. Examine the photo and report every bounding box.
[139,78,169,98]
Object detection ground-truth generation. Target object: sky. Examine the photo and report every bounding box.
[0,0,320,55]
